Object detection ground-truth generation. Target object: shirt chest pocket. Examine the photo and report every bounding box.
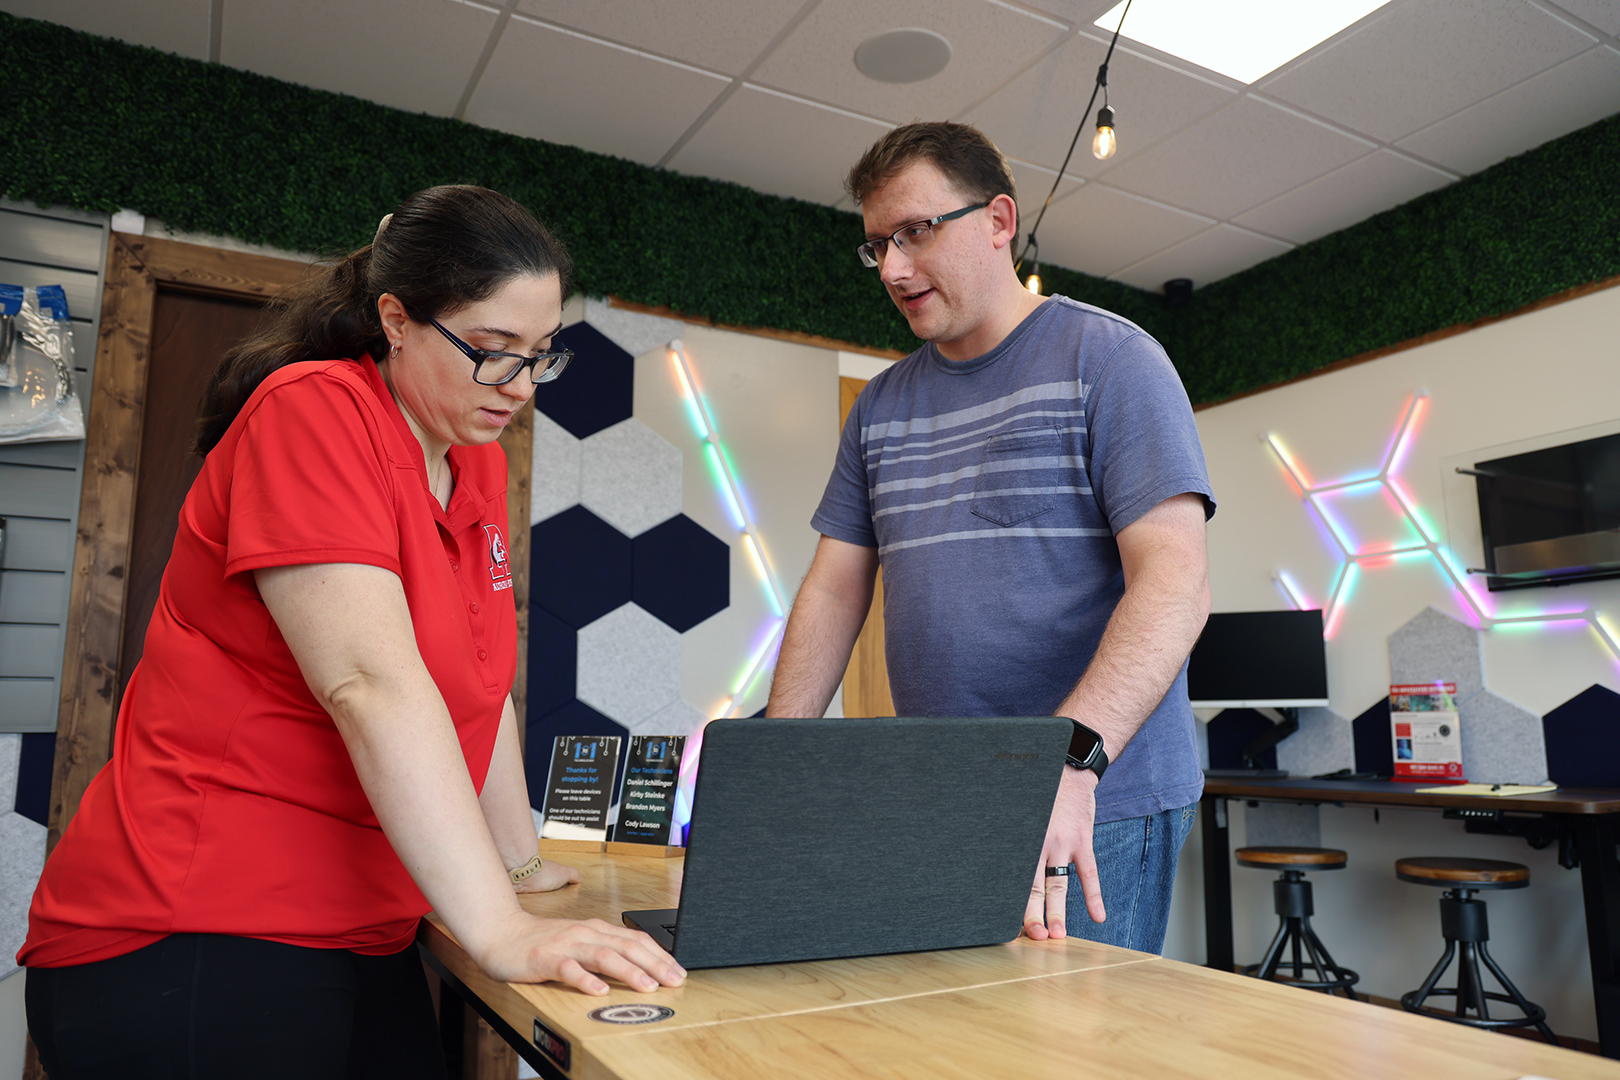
[970,426,1064,527]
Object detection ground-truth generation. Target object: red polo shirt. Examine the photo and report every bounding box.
[20,356,515,967]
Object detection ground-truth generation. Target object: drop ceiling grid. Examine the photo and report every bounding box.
[961,34,1239,181]
[1094,95,1377,222]
[1029,182,1215,279]
[665,84,892,206]
[1392,44,1620,173]
[513,0,809,75]
[220,0,496,118]
[465,15,730,166]
[1109,222,1293,293]
[1259,0,1598,143]
[745,0,1072,123]
[1231,149,1456,246]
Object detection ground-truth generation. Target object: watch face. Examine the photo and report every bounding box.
[1068,721,1102,767]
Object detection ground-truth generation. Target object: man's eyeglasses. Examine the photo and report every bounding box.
[430,319,573,385]
[856,201,991,268]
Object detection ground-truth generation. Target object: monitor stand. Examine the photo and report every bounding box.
[1204,707,1299,780]
[1203,767,1289,779]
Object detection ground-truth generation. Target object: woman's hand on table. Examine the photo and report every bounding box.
[477,912,686,995]
[512,858,581,894]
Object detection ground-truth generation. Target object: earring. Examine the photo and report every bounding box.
[389,343,400,359]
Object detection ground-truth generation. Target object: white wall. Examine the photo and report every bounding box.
[1160,283,1620,1041]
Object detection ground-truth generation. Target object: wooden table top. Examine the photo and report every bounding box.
[421,851,1620,1080]
[1202,775,1620,814]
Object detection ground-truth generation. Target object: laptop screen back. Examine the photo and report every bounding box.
[662,716,1069,968]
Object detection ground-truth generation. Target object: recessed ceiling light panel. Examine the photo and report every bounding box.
[854,28,952,84]
[1095,0,1391,84]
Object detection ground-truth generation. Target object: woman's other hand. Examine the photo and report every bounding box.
[479,913,685,995]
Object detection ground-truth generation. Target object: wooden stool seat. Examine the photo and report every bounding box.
[1395,857,1529,889]
[1236,846,1347,871]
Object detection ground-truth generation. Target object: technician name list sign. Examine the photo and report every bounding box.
[541,735,622,841]
[613,735,686,846]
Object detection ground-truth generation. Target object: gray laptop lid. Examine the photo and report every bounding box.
[653,715,1069,969]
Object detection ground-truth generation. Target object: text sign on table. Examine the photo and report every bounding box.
[613,735,686,846]
[541,735,621,840]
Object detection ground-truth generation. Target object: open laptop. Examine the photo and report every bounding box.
[623,715,1069,969]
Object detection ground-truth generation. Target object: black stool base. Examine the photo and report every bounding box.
[1401,890,1558,1045]
[1242,916,1360,997]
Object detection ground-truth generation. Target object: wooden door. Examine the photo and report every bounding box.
[839,376,894,717]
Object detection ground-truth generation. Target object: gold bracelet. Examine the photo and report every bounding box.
[509,853,544,884]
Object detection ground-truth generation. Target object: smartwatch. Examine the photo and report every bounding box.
[1065,718,1109,779]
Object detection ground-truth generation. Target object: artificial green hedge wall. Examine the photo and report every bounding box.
[2,12,1615,403]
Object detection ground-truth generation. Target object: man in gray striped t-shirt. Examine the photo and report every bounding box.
[766,122,1215,955]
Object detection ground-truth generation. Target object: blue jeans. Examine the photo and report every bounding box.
[1062,802,1197,954]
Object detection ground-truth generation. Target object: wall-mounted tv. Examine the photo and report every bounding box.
[1464,431,1620,592]
[1186,609,1329,710]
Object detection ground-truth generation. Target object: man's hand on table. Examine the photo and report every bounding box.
[477,911,687,995]
[1024,766,1105,940]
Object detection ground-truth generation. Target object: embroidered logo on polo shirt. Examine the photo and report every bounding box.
[484,523,513,591]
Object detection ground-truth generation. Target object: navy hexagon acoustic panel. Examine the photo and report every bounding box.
[531,506,632,629]
[539,322,634,439]
[634,515,730,632]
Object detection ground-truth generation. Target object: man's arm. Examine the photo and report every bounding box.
[765,536,880,717]
[1024,491,1211,939]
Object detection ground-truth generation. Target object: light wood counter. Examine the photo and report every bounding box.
[421,851,1620,1080]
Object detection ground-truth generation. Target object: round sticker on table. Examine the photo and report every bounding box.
[587,1004,675,1025]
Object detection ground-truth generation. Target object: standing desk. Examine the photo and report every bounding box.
[420,850,1620,1079]
[1201,776,1620,1057]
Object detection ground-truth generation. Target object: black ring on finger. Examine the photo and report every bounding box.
[1044,865,1070,877]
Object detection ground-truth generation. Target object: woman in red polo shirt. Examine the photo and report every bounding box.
[20,186,684,1079]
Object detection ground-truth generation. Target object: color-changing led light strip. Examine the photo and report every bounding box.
[1266,393,1620,667]
[667,340,792,829]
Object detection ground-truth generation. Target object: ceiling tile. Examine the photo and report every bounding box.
[963,34,1237,180]
[220,0,494,117]
[665,86,890,205]
[1395,46,1620,174]
[1262,0,1594,144]
[466,16,729,167]
[1006,162,1082,228]
[1110,224,1292,292]
[515,0,808,75]
[1094,95,1372,220]
[1029,183,1212,279]
[1547,0,1620,37]
[7,0,209,59]
[748,0,1069,123]
[1233,149,1455,244]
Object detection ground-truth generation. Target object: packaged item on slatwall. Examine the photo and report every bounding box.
[0,283,21,387]
[0,284,86,444]
[1390,682,1465,783]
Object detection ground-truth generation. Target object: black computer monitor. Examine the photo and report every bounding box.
[1187,609,1329,710]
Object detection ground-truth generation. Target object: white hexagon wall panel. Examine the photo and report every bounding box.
[580,418,682,537]
[576,603,683,728]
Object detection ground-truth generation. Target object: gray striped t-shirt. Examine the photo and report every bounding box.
[812,296,1214,822]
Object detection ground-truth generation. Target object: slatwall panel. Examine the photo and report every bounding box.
[0,200,108,732]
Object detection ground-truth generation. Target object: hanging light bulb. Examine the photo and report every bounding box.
[1092,105,1117,160]
[1026,265,1042,295]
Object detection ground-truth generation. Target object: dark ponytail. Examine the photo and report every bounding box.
[193,185,573,454]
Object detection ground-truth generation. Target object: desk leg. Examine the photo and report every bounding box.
[1574,815,1620,1059]
[1201,794,1234,972]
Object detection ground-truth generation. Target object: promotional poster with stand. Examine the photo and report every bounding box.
[1390,682,1465,782]
[606,735,686,858]
[538,735,621,850]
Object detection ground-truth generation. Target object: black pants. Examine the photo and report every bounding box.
[26,933,450,1080]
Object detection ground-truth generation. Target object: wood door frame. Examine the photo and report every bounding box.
[48,232,533,846]
[839,376,893,718]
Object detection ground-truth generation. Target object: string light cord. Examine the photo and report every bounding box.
[1015,0,1133,274]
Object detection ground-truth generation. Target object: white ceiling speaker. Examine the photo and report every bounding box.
[854,28,952,84]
